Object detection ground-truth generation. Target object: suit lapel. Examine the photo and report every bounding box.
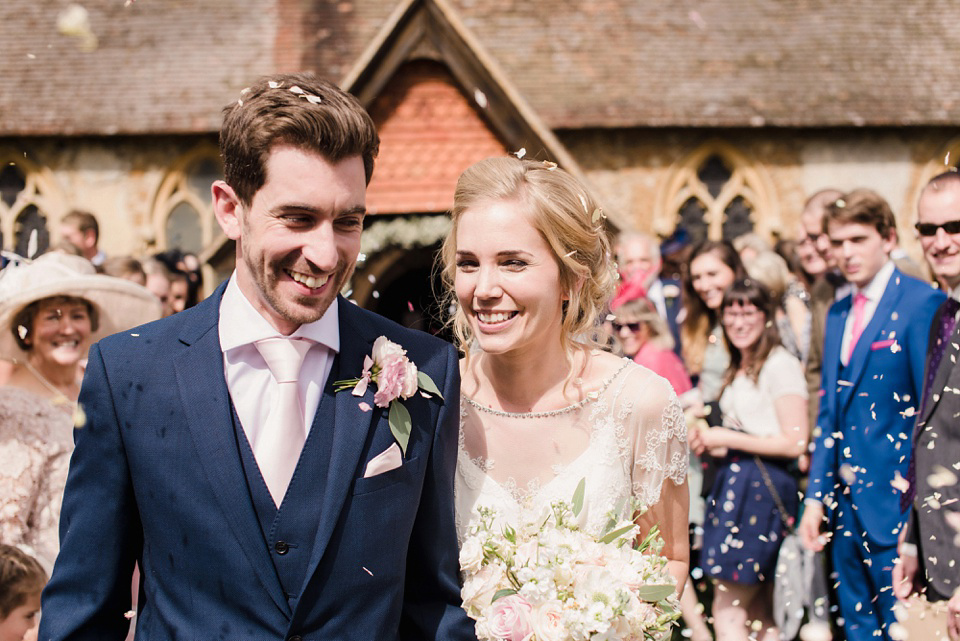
[301,299,378,581]
[173,288,289,616]
[842,271,905,406]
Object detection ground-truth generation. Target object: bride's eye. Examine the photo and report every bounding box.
[456,259,478,271]
[502,259,528,270]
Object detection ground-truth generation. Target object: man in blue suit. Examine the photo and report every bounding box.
[799,189,944,641]
[40,73,474,640]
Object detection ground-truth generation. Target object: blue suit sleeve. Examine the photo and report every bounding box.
[398,344,475,641]
[39,344,140,641]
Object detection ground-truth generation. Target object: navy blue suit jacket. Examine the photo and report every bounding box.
[40,285,474,640]
[806,268,943,547]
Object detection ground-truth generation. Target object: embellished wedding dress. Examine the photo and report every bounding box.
[455,358,688,541]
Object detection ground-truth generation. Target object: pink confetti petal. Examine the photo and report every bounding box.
[358,402,372,412]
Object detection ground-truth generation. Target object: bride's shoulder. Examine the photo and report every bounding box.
[585,352,676,415]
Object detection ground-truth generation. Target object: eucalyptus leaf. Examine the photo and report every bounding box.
[598,524,636,545]
[572,478,586,517]
[634,584,675,602]
[491,588,517,603]
[417,371,443,401]
[388,402,412,456]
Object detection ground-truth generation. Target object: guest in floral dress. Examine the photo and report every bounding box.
[0,253,159,571]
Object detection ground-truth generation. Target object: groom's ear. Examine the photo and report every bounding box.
[212,180,243,241]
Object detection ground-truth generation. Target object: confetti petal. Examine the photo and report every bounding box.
[358,402,372,412]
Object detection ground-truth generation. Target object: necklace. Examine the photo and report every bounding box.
[463,360,630,418]
[22,360,77,409]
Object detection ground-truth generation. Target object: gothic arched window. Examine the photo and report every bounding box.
[656,142,778,245]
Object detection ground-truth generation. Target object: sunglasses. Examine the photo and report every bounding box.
[611,321,643,333]
[915,220,960,237]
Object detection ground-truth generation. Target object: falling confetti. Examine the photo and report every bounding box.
[358,402,371,412]
[57,4,98,51]
[513,148,526,159]
[927,465,958,489]
[474,89,488,108]
[362,566,374,576]
[124,610,136,620]
[592,208,605,223]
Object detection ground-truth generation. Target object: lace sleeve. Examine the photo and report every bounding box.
[614,367,689,509]
[0,387,74,572]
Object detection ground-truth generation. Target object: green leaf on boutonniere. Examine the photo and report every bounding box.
[417,371,443,401]
[388,402,412,456]
[572,477,586,517]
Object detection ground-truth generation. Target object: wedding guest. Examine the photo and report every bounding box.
[444,157,690,595]
[0,545,46,641]
[681,240,745,405]
[893,170,960,640]
[614,231,683,351]
[732,232,770,264]
[798,189,944,641]
[100,255,147,286]
[58,210,105,266]
[612,297,691,394]
[142,257,174,317]
[0,254,159,572]
[743,250,811,362]
[691,278,808,641]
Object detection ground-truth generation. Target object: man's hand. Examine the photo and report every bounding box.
[892,553,919,601]
[799,502,827,552]
[947,588,960,641]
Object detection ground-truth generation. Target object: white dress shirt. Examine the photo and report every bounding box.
[646,278,668,320]
[218,274,339,452]
[839,260,894,366]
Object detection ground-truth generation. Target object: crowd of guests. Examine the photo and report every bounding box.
[0,211,205,641]
[605,177,960,641]
[1,174,959,641]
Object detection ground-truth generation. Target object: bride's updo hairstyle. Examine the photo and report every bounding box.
[441,156,616,357]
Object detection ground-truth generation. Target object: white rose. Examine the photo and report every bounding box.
[461,563,505,614]
[459,537,484,574]
[532,601,565,641]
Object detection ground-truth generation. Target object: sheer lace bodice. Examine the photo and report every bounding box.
[455,359,688,540]
[0,386,74,572]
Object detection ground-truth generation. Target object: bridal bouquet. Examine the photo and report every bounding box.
[459,482,680,641]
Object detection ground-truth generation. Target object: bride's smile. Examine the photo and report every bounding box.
[454,198,566,359]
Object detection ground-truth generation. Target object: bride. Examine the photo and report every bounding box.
[440,156,689,595]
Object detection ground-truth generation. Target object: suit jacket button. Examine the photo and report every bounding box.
[274,540,289,555]
[288,636,302,641]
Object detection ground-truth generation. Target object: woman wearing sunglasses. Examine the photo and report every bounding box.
[612,297,692,394]
[689,279,808,641]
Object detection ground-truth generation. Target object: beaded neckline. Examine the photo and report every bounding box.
[462,360,630,419]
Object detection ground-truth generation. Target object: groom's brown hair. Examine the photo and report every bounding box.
[219,72,379,206]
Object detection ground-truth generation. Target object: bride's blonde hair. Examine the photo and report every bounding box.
[439,156,616,359]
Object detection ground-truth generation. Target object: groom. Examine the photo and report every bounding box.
[40,73,474,640]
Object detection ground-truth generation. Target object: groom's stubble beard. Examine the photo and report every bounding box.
[237,229,358,330]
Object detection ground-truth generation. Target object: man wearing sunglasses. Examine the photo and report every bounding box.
[894,170,960,640]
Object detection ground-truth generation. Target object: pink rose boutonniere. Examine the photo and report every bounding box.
[334,336,443,455]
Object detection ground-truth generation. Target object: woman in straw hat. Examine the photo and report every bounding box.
[0,253,160,571]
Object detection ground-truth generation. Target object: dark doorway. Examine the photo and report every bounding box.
[367,245,453,344]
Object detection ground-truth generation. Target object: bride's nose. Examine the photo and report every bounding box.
[474,266,502,299]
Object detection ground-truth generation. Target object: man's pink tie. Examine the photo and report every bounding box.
[254,337,313,506]
[846,292,868,363]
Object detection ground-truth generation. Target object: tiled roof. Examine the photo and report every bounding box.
[0,0,277,135]
[3,0,960,135]
[365,60,508,215]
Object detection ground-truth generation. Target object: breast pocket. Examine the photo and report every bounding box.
[351,454,424,496]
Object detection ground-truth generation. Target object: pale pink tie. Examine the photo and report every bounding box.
[254,337,313,505]
[845,292,868,362]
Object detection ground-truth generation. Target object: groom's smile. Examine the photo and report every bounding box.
[215,144,367,335]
